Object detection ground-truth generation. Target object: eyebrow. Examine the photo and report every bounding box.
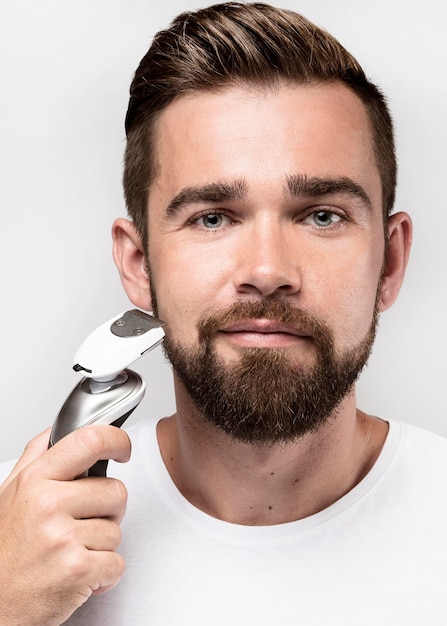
[165,173,372,218]
[285,174,372,210]
[166,180,248,217]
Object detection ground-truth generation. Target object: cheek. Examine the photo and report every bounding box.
[149,246,231,335]
[325,253,383,345]
[303,229,383,340]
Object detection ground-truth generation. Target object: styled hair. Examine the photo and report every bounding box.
[124,2,396,248]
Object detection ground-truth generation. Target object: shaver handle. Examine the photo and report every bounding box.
[49,369,145,477]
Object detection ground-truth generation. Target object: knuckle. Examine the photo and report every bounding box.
[74,425,130,460]
[9,467,49,512]
[14,462,37,490]
[63,547,91,583]
[42,519,74,552]
[35,488,64,519]
[75,426,106,455]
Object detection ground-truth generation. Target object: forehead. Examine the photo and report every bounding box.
[152,83,381,209]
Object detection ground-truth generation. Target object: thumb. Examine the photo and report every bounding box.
[1,427,52,489]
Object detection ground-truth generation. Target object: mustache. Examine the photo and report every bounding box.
[197,300,333,349]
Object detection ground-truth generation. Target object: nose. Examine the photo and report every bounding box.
[232,218,302,298]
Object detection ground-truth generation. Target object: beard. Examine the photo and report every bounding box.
[160,298,378,446]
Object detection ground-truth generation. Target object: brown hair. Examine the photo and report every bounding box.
[124,2,396,249]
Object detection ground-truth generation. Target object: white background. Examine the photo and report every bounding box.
[0,0,445,462]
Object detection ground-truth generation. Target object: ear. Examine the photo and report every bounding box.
[112,218,153,311]
[378,211,413,312]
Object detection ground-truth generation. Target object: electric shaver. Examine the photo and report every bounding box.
[49,309,165,476]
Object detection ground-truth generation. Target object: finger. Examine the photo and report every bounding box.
[36,425,132,481]
[59,476,128,523]
[88,550,126,595]
[60,546,126,596]
[1,427,52,488]
[76,517,123,552]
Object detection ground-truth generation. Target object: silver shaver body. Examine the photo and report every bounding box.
[49,369,145,476]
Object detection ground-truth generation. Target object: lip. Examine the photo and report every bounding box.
[220,319,310,337]
[218,319,312,349]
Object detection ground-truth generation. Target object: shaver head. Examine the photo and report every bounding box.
[73,309,165,382]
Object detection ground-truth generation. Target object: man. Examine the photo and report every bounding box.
[0,2,445,624]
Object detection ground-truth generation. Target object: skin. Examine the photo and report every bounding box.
[0,424,130,625]
[113,83,412,525]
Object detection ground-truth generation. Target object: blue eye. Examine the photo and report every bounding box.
[195,212,232,229]
[304,211,342,228]
[201,213,222,228]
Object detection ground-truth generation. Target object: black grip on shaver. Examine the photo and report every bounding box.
[87,459,110,478]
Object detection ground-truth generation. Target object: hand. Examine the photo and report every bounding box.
[0,425,131,626]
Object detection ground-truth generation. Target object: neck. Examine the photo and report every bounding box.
[157,380,388,526]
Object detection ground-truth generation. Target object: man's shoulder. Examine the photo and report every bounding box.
[390,419,447,485]
[398,420,447,452]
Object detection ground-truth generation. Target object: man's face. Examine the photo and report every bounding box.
[146,83,386,442]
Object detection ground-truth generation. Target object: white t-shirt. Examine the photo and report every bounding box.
[58,418,447,625]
